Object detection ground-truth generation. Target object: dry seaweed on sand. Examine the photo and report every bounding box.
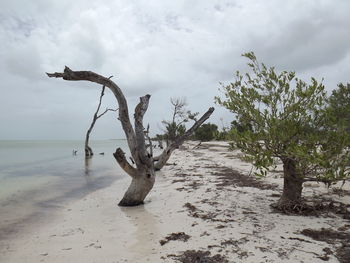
[159,232,190,246]
[301,228,350,263]
[168,250,228,263]
[210,166,278,191]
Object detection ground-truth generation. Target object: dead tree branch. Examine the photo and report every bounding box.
[144,124,153,157]
[47,67,138,165]
[47,67,214,206]
[85,76,118,157]
[154,107,215,170]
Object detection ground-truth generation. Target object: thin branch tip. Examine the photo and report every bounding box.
[46,72,63,78]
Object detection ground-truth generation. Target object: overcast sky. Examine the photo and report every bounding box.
[0,0,349,140]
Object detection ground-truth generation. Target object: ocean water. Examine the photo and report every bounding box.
[0,140,128,240]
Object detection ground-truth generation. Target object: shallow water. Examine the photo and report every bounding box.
[0,140,128,240]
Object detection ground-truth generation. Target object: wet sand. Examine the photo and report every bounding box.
[0,152,120,246]
[1,141,349,262]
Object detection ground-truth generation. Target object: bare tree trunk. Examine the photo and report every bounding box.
[277,158,303,207]
[85,82,117,158]
[85,142,93,157]
[85,86,105,157]
[47,67,214,206]
[118,167,155,206]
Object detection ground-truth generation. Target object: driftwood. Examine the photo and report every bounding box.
[85,78,117,157]
[47,67,214,206]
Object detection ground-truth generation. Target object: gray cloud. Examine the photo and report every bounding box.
[0,0,349,139]
[244,1,350,72]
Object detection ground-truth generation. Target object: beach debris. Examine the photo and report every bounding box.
[301,228,350,262]
[184,202,197,212]
[183,202,232,223]
[200,231,210,237]
[85,243,95,248]
[159,232,190,246]
[210,166,278,190]
[301,228,350,243]
[61,228,84,237]
[168,250,228,263]
[270,197,350,217]
[85,240,102,249]
[192,141,202,149]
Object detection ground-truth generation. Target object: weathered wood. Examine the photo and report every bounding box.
[133,94,152,167]
[85,86,105,157]
[118,171,155,206]
[47,67,138,163]
[144,124,153,157]
[113,148,138,178]
[154,107,215,170]
[85,82,117,158]
[47,67,214,206]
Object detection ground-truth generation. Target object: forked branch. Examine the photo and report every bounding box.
[47,67,138,162]
[113,148,138,178]
[85,78,118,157]
[154,107,215,170]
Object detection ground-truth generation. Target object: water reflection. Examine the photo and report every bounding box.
[84,157,93,176]
[120,205,159,261]
[0,154,118,242]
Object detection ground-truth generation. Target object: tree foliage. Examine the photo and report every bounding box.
[194,123,218,141]
[162,97,198,144]
[327,83,350,133]
[163,122,186,142]
[215,52,350,206]
[230,119,253,134]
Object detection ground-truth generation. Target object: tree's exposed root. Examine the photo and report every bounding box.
[271,198,350,218]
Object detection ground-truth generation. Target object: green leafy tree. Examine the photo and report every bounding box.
[162,97,198,145]
[213,127,230,141]
[163,122,186,143]
[216,52,350,209]
[230,119,253,134]
[327,83,350,133]
[194,123,218,141]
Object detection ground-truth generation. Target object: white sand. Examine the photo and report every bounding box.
[1,141,349,262]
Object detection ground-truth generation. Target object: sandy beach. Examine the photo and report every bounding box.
[1,141,349,262]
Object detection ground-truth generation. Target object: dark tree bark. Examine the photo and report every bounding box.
[85,82,117,157]
[277,158,303,207]
[47,67,214,206]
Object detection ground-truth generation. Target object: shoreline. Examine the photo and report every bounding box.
[0,161,121,245]
[1,141,349,262]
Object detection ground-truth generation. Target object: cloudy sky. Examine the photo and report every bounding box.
[0,0,349,140]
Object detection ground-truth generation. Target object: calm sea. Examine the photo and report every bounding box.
[0,140,128,240]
